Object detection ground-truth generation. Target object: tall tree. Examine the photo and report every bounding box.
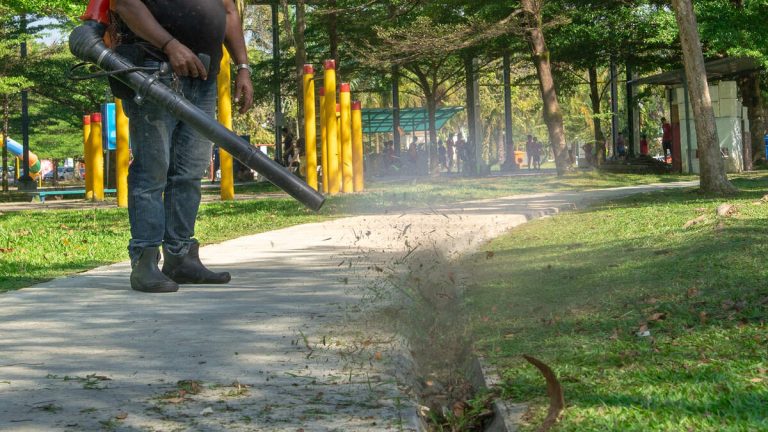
[671,0,736,194]
[520,0,570,175]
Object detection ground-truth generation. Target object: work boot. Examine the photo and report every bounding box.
[162,243,231,284]
[130,247,179,293]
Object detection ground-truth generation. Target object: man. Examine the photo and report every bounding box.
[661,117,672,160]
[113,0,254,293]
[616,132,626,158]
[525,135,534,169]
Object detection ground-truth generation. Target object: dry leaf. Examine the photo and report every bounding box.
[699,311,708,325]
[0,248,13,253]
[716,204,736,217]
[374,351,383,361]
[687,287,700,298]
[165,397,186,404]
[115,412,128,420]
[485,251,495,259]
[648,312,667,322]
[452,401,467,417]
[683,215,707,229]
[749,378,764,383]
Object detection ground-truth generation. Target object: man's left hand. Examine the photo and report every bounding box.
[234,70,253,114]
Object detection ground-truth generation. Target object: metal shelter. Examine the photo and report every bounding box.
[361,107,464,135]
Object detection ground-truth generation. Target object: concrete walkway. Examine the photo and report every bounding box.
[0,181,696,431]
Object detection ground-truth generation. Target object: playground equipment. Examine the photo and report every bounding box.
[115,99,129,207]
[217,50,235,201]
[87,112,105,200]
[303,65,317,191]
[352,101,364,191]
[340,83,353,193]
[69,19,324,211]
[1,136,42,179]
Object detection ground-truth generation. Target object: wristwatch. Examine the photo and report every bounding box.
[235,63,252,74]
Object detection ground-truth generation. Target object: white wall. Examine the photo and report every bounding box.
[674,81,745,173]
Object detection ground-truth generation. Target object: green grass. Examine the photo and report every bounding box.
[463,174,768,431]
[0,172,692,293]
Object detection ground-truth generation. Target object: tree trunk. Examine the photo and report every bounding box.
[671,0,737,194]
[588,66,606,165]
[52,159,59,186]
[738,73,764,168]
[521,0,570,176]
[293,0,306,140]
[328,1,339,69]
[427,94,438,174]
[2,97,9,192]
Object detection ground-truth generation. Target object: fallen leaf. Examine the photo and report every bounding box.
[485,251,495,259]
[749,377,764,383]
[115,412,128,420]
[699,311,708,325]
[687,287,700,298]
[683,215,707,229]
[200,407,214,416]
[0,248,13,253]
[374,351,383,361]
[716,203,736,217]
[165,397,186,404]
[609,328,620,340]
[648,312,668,322]
[452,401,467,417]
[722,300,736,310]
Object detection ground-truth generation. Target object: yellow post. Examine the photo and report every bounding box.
[352,100,364,191]
[336,103,342,191]
[303,65,318,191]
[340,83,353,192]
[89,113,105,201]
[323,60,339,194]
[115,99,130,208]
[83,115,92,199]
[319,87,328,193]
[217,49,235,201]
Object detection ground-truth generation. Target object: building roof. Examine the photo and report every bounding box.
[361,107,464,134]
[631,57,762,86]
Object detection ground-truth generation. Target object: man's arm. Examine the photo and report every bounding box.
[112,0,207,79]
[223,0,253,113]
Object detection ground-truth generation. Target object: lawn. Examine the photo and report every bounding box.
[463,175,768,431]
[0,171,692,293]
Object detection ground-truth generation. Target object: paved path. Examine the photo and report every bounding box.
[0,181,696,431]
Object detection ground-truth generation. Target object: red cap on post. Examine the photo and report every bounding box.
[319,87,325,96]
[83,115,91,125]
[352,101,362,110]
[324,59,336,70]
[91,113,102,123]
[303,64,314,74]
[336,103,341,113]
[340,83,350,92]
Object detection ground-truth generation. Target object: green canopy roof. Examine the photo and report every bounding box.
[361,107,464,134]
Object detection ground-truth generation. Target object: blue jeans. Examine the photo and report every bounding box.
[123,70,217,262]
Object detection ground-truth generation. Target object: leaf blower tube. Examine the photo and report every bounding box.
[69,21,325,211]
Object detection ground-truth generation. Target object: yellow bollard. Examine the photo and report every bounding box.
[319,87,328,194]
[217,49,235,201]
[115,99,130,208]
[323,60,339,195]
[336,103,342,191]
[83,115,92,199]
[303,65,318,191]
[352,100,364,192]
[340,83,353,192]
[89,112,105,201]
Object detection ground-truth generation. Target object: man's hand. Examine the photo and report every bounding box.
[164,39,208,80]
[233,70,253,114]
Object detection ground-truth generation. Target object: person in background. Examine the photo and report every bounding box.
[526,135,534,170]
[616,132,626,159]
[640,133,649,156]
[437,139,447,171]
[661,117,672,160]
[455,131,466,173]
[446,133,455,173]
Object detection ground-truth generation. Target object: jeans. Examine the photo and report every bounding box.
[123,68,218,262]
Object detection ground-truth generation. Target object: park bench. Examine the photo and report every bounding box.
[33,188,117,203]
